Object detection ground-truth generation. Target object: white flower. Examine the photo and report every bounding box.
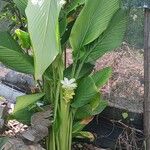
[61,77,77,89]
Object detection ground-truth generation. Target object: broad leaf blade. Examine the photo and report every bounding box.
[91,99,107,116]
[75,94,107,119]
[13,93,45,114]
[89,93,101,111]
[90,94,108,116]
[26,0,63,79]
[86,9,128,62]
[0,32,22,52]
[11,108,33,124]
[74,131,95,141]
[13,0,28,15]
[65,0,85,13]
[92,67,112,88]
[64,63,94,79]
[71,76,98,108]
[0,47,34,74]
[59,10,67,37]
[15,29,31,49]
[0,32,34,74]
[61,21,74,45]
[73,118,93,134]
[12,93,45,124]
[75,104,92,120]
[70,0,120,52]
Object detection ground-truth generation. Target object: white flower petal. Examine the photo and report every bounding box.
[64,77,69,84]
[69,78,76,84]
[61,77,77,89]
[70,83,77,88]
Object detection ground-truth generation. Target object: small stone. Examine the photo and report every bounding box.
[78,143,83,148]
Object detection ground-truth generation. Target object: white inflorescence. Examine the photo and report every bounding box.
[61,77,77,90]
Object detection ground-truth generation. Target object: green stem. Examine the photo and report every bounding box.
[56,133,60,150]
[59,100,69,149]
[47,53,75,150]
[37,80,43,92]
[75,49,92,79]
[68,112,73,150]
[71,58,78,78]
[72,48,91,79]
[71,52,80,78]
[54,82,60,121]
[49,128,56,150]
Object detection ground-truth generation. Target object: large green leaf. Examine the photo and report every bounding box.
[65,0,85,13]
[13,93,45,114]
[61,21,75,45]
[13,0,28,15]
[75,100,107,120]
[91,99,107,116]
[70,0,119,53]
[75,104,91,119]
[71,76,98,108]
[59,10,67,37]
[26,0,63,79]
[0,32,34,74]
[73,118,93,134]
[11,108,33,124]
[0,32,22,52]
[75,94,107,119]
[89,93,101,111]
[15,29,31,49]
[73,131,95,141]
[89,94,107,116]
[92,67,112,88]
[12,93,45,124]
[86,9,128,62]
[64,63,94,79]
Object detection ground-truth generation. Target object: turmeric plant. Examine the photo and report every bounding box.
[0,0,127,149]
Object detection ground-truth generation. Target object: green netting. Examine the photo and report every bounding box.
[123,0,150,8]
[125,8,144,48]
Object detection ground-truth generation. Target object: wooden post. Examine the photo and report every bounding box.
[144,8,150,149]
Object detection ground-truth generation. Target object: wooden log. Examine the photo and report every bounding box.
[0,83,24,103]
[144,8,150,149]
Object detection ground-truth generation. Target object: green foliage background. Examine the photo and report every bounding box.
[0,0,145,49]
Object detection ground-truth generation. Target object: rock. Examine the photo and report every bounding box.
[0,102,8,134]
[22,108,53,142]
[0,83,24,103]
[72,142,109,150]
[2,138,45,150]
[22,125,49,142]
[4,71,35,87]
